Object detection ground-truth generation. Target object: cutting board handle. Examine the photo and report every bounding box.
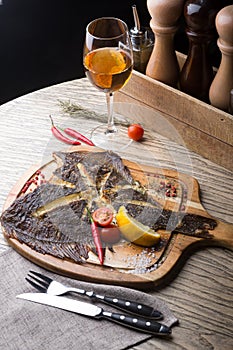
[212,220,233,250]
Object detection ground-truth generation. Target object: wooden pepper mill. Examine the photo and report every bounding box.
[179,0,220,103]
[209,5,233,112]
[146,0,185,88]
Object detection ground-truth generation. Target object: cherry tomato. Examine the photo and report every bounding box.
[127,124,144,141]
[92,207,113,227]
[99,225,121,244]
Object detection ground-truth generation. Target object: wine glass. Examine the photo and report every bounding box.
[83,17,133,150]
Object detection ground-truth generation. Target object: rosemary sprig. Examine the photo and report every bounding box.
[58,99,99,116]
[57,99,131,126]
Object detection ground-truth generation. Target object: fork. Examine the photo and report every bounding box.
[26,270,163,319]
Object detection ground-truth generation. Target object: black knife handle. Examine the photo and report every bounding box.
[101,311,171,336]
[90,293,162,319]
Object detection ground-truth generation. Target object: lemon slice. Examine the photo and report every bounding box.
[91,48,126,74]
[89,48,126,89]
[116,206,160,247]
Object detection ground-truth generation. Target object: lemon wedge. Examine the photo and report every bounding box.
[116,206,160,247]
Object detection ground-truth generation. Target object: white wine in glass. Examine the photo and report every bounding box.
[83,17,133,150]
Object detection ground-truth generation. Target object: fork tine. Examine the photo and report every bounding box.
[27,273,50,288]
[25,277,47,293]
[29,270,53,284]
[25,270,54,293]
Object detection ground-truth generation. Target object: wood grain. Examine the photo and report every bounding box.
[0,77,232,349]
[115,68,233,171]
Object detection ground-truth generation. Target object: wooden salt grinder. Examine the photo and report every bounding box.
[209,5,233,112]
[179,0,220,103]
[146,0,185,88]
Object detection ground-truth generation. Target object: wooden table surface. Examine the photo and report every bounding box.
[0,77,232,350]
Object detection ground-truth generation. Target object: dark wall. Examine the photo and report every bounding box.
[0,0,150,105]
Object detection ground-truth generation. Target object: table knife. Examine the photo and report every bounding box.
[17,293,171,336]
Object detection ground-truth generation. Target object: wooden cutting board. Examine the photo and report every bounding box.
[2,146,233,290]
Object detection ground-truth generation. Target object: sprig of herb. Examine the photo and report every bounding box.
[57,99,131,126]
[58,99,99,117]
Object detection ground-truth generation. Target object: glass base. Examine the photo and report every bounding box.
[90,124,133,151]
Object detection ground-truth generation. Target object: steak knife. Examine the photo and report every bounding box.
[17,293,171,336]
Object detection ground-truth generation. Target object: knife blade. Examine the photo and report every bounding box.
[17,293,171,336]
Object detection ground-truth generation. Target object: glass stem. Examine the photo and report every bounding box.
[105,92,117,134]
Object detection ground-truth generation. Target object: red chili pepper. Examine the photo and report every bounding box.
[87,208,105,265]
[63,127,95,146]
[49,116,81,145]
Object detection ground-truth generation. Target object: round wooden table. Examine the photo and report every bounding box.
[0,77,232,349]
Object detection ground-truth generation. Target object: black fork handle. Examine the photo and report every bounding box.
[88,292,163,319]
